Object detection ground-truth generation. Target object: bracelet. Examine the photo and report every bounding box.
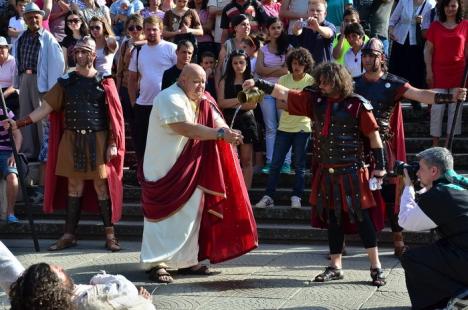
[434,93,453,104]
[254,79,275,95]
[16,116,33,129]
[372,148,386,171]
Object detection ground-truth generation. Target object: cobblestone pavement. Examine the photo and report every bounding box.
[0,240,411,309]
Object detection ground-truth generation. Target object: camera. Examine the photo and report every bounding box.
[391,160,420,181]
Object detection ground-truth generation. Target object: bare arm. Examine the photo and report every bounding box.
[215,44,226,84]
[2,86,17,98]
[424,40,433,87]
[168,121,242,144]
[367,130,383,149]
[106,37,118,53]
[7,28,22,38]
[333,32,346,60]
[220,29,229,44]
[242,79,290,101]
[62,46,69,69]
[42,0,52,19]
[217,80,239,108]
[12,128,22,151]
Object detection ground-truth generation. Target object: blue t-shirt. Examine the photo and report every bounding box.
[290,20,336,63]
[110,0,144,16]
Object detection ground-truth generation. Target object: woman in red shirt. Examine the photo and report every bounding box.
[425,0,467,146]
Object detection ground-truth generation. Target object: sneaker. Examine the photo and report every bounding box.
[6,215,19,224]
[255,195,274,208]
[291,196,301,209]
[281,163,291,174]
[261,163,271,174]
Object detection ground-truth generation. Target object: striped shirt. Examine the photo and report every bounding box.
[17,29,41,74]
[0,108,15,151]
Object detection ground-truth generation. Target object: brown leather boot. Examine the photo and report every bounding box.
[104,226,121,252]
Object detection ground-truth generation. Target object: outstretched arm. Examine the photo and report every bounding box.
[242,79,290,102]
[403,85,467,104]
[3,101,53,130]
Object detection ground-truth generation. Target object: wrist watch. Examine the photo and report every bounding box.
[216,128,225,140]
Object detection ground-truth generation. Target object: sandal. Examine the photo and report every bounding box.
[148,267,173,283]
[178,265,214,275]
[48,236,77,251]
[370,267,386,287]
[314,266,344,282]
[105,237,121,252]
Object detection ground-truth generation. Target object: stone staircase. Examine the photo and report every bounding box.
[1,103,467,246]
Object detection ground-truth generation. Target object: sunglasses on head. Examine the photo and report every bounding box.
[230,49,248,57]
[67,18,81,24]
[128,25,143,31]
[89,25,101,31]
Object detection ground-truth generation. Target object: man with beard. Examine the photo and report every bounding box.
[138,64,258,283]
[4,36,125,252]
[354,38,467,257]
[243,62,387,286]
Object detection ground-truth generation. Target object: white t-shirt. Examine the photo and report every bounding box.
[344,48,364,78]
[207,0,231,43]
[0,55,16,89]
[95,47,117,76]
[128,40,177,106]
[8,16,26,53]
[286,0,309,34]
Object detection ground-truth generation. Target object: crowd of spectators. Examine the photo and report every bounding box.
[0,0,466,215]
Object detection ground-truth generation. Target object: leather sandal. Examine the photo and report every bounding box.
[148,267,173,283]
[105,237,121,252]
[48,236,77,251]
[314,266,344,282]
[370,267,386,287]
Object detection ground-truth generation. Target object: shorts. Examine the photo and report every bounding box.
[0,151,18,179]
[430,88,462,137]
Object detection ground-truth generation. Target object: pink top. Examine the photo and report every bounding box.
[35,0,50,30]
[0,55,16,89]
[262,1,281,17]
[196,9,213,43]
[259,43,286,83]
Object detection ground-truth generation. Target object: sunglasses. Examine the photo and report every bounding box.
[128,25,143,32]
[89,25,101,31]
[67,18,81,24]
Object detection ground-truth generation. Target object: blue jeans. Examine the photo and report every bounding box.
[265,130,310,198]
[260,95,291,164]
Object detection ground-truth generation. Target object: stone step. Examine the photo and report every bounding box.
[401,102,468,121]
[0,219,433,245]
[405,137,468,153]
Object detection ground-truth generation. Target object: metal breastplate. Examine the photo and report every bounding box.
[354,73,407,142]
[60,73,108,132]
[312,97,363,165]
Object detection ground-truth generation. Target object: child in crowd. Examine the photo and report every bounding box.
[240,35,260,78]
[8,0,27,56]
[200,51,217,100]
[256,17,290,174]
[342,22,366,77]
[255,47,314,209]
[0,105,22,224]
[217,49,259,189]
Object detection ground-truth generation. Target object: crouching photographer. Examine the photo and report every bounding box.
[396,147,468,310]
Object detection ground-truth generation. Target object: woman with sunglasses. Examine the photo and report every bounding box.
[215,14,251,85]
[61,10,89,70]
[217,50,259,189]
[116,14,146,131]
[89,16,118,76]
[256,17,290,174]
[141,0,165,19]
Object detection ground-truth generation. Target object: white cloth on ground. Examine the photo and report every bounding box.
[0,241,25,293]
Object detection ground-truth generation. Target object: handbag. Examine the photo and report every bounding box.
[415,0,427,46]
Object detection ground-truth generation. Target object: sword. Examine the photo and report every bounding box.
[446,62,468,151]
[0,88,40,252]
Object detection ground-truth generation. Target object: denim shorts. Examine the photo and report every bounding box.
[0,151,18,179]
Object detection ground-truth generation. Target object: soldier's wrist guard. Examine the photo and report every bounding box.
[372,148,386,171]
[434,93,453,104]
[254,79,275,95]
[16,116,33,129]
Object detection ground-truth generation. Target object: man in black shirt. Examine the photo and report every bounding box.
[398,147,468,309]
[161,40,194,90]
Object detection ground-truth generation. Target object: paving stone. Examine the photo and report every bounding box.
[199,296,285,309]
[152,295,214,309]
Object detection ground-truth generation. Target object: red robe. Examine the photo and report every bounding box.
[44,77,125,224]
[138,92,258,264]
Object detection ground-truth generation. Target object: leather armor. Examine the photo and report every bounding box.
[310,89,372,165]
[58,71,109,132]
[354,73,407,142]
